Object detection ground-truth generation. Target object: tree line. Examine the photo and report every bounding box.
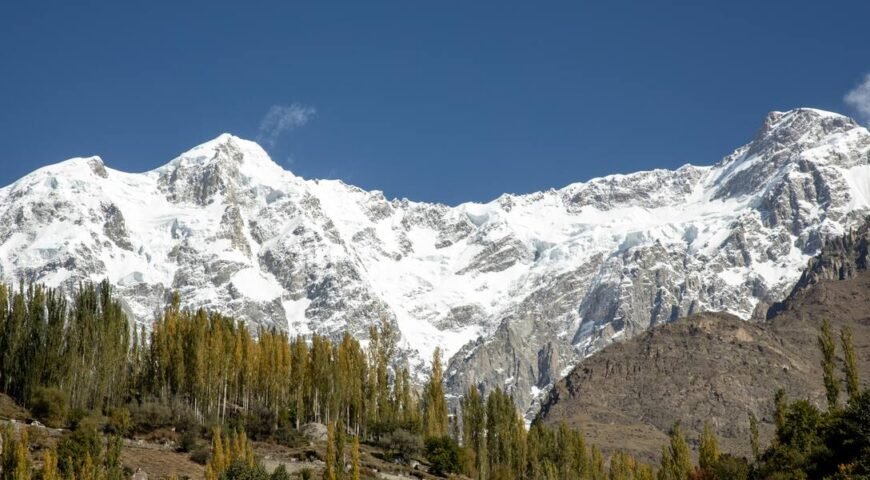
[0,280,867,479]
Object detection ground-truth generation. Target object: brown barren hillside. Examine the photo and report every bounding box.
[536,230,870,462]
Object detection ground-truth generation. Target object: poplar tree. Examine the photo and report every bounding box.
[461,385,487,479]
[749,413,760,460]
[590,445,606,480]
[336,422,346,480]
[206,427,228,480]
[698,422,719,472]
[324,422,337,480]
[818,319,840,410]
[658,423,691,480]
[774,389,787,432]
[841,326,860,401]
[350,436,361,480]
[423,348,449,438]
[41,447,59,480]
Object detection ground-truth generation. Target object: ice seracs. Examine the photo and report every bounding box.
[0,108,869,415]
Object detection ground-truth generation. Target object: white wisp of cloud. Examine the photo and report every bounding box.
[845,74,870,125]
[257,103,316,147]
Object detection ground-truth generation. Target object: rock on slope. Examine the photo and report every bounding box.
[0,108,869,413]
[536,225,870,462]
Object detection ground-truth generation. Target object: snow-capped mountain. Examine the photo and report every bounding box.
[2,108,869,413]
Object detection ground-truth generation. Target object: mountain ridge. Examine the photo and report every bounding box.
[2,107,869,414]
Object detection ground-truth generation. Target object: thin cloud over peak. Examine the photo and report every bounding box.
[257,103,316,148]
[845,73,870,125]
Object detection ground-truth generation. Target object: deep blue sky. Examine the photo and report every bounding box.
[2,1,869,204]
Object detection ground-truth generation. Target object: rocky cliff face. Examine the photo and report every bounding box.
[1,109,869,414]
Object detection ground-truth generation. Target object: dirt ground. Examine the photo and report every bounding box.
[122,442,205,479]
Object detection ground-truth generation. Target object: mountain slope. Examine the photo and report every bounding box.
[536,225,870,462]
[1,108,869,412]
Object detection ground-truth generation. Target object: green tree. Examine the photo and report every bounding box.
[698,422,720,472]
[589,445,606,480]
[840,326,860,402]
[207,427,228,480]
[350,436,361,480]
[658,423,691,480]
[818,318,840,410]
[1,426,31,480]
[29,387,68,429]
[40,447,60,480]
[461,384,487,480]
[425,436,463,476]
[423,348,448,438]
[774,388,787,432]
[748,413,760,460]
[324,422,337,480]
[57,424,102,480]
[709,454,749,480]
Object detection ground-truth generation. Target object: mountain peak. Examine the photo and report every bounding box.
[167,133,278,170]
[152,134,294,205]
[755,107,858,142]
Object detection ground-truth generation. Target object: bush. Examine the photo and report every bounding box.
[129,399,174,433]
[711,454,749,480]
[269,464,290,480]
[274,426,306,449]
[298,468,313,480]
[190,447,211,465]
[67,407,89,430]
[57,424,103,477]
[178,428,201,453]
[219,459,268,480]
[145,428,179,446]
[244,406,276,441]
[106,407,133,436]
[30,387,68,428]
[75,412,107,433]
[424,436,463,476]
[383,429,422,462]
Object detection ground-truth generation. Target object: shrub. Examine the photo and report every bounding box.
[274,426,306,449]
[129,399,174,433]
[106,407,133,437]
[67,407,90,430]
[178,428,201,453]
[57,424,102,477]
[424,436,463,476]
[30,387,68,428]
[711,454,750,480]
[384,429,422,462]
[190,447,211,465]
[219,459,268,480]
[269,464,290,480]
[244,406,276,441]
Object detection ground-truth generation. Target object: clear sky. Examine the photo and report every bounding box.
[2,1,869,205]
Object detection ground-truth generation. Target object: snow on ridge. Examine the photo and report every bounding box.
[2,107,870,413]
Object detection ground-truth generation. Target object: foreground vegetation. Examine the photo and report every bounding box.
[0,281,867,479]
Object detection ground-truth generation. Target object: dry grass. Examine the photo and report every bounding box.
[0,393,29,421]
[122,443,205,479]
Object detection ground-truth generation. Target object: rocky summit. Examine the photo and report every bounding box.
[1,108,869,414]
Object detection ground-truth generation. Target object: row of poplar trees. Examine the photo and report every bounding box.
[0,281,449,441]
[0,280,665,479]
[133,292,434,439]
[459,386,654,480]
[0,281,130,412]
